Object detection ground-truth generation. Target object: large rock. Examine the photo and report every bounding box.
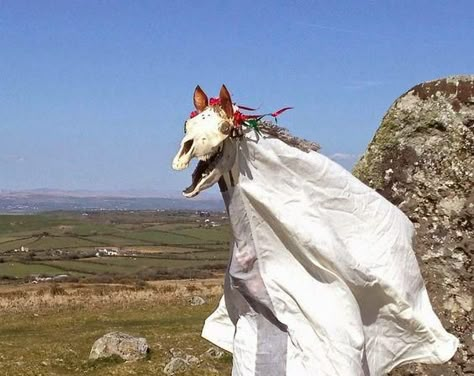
[353,75,473,376]
[89,332,149,361]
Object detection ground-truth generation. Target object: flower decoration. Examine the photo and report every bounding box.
[188,93,292,136]
[209,97,221,106]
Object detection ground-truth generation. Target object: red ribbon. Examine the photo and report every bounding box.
[189,97,293,127]
[236,104,258,111]
[271,107,293,117]
[233,111,261,128]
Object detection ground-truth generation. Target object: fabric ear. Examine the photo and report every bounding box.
[194,85,208,112]
[219,85,234,119]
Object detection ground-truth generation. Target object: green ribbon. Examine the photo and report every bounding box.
[243,118,263,136]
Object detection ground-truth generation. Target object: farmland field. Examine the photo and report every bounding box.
[0,210,233,375]
[0,210,230,283]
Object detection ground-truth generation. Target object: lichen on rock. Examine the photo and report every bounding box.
[89,331,149,362]
[353,75,473,376]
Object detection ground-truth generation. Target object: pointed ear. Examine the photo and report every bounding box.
[193,85,208,112]
[219,85,234,119]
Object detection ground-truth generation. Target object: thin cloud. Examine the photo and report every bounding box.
[328,153,360,172]
[329,153,359,161]
[299,22,364,35]
[343,80,388,90]
[0,155,25,163]
[297,22,391,39]
[298,21,452,48]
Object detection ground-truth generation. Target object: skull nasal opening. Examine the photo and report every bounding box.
[179,140,193,158]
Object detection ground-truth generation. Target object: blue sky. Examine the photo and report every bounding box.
[1,1,473,197]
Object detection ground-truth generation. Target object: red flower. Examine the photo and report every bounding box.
[209,97,221,106]
[189,110,198,118]
[233,111,247,126]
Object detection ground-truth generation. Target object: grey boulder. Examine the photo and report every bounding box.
[89,332,149,361]
[353,75,474,376]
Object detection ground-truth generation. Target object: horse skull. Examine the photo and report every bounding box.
[172,85,236,197]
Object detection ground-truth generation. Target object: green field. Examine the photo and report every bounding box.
[0,262,70,278]
[0,211,233,374]
[0,211,230,282]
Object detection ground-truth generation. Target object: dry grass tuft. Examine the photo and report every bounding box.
[0,278,231,376]
[0,279,223,314]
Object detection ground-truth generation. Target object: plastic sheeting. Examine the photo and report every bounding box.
[202,133,458,375]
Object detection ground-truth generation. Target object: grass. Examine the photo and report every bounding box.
[175,227,229,242]
[46,259,132,274]
[0,212,230,252]
[0,214,75,233]
[122,230,213,246]
[0,262,67,278]
[43,257,224,276]
[80,234,150,247]
[0,280,232,376]
[0,211,230,281]
[28,235,100,249]
[0,236,41,249]
[84,255,228,268]
[0,212,233,374]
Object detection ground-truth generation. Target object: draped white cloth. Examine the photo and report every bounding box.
[202,133,458,375]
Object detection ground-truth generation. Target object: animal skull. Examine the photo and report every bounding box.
[172,85,237,197]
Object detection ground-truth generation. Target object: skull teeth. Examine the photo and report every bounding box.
[199,153,212,161]
[203,148,223,175]
[184,145,225,196]
[198,146,223,162]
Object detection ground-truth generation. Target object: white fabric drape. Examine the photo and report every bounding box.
[202,133,458,375]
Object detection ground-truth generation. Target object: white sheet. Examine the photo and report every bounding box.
[202,133,458,375]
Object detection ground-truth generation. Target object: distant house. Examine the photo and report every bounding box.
[14,246,29,252]
[95,248,119,257]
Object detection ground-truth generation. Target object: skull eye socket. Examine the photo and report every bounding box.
[219,121,231,135]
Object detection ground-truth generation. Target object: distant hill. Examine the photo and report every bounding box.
[0,190,224,213]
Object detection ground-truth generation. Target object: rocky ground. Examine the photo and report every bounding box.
[0,279,231,376]
[354,75,473,375]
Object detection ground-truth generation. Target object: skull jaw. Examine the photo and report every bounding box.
[183,167,223,198]
[172,159,189,171]
[181,140,236,198]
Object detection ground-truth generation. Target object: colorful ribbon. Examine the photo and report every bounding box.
[189,97,292,135]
